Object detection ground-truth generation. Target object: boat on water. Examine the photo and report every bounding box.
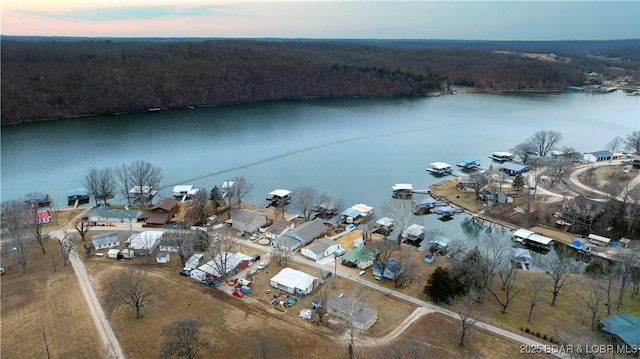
[457,157,481,170]
[489,151,514,163]
[426,162,453,175]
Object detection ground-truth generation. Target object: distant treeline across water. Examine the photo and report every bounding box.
[2,38,638,124]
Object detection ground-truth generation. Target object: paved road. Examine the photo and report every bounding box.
[49,228,126,359]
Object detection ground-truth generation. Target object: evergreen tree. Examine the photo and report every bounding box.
[513,174,525,191]
[424,266,462,303]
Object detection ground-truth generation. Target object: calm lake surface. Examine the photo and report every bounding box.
[2,91,639,251]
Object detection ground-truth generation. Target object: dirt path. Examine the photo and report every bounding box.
[344,307,433,347]
[50,229,125,359]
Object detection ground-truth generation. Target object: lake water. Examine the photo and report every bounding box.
[2,91,639,252]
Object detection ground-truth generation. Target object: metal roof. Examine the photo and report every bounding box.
[600,314,640,347]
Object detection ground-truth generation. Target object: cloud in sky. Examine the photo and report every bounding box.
[1,1,639,40]
[12,4,234,22]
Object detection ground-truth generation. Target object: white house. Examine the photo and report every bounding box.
[300,237,344,261]
[92,232,120,250]
[127,230,164,256]
[270,267,318,296]
[583,150,612,163]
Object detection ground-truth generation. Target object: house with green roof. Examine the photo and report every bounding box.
[341,245,379,269]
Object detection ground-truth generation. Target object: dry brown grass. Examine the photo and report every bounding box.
[1,238,103,359]
[576,165,635,197]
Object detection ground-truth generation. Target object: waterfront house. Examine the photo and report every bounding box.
[300,237,343,261]
[138,198,179,227]
[265,219,295,240]
[272,219,328,252]
[92,232,120,250]
[232,209,267,234]
[562,195,605,226]
[500,162,531,176]
[37,209,51,224]
[583,150,612,163]
[326,296,378,331]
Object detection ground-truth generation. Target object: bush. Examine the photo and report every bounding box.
[525,328,531,334]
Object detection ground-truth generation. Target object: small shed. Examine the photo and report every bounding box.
[327,296,378,331]
[500,162,531,176]
[107,249,121,259]
[156,252,170,263]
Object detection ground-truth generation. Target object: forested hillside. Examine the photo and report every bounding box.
[0,39,617,124]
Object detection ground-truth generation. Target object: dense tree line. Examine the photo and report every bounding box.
[0,39,600,123]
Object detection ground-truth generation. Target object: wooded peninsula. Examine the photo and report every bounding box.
[1,38,638,124]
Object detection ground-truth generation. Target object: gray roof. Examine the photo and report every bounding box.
[232,209,265,224]
[589,150,613,158]
[92,232,119,246]
[275,236,302,250]
[500,162,530,171]
[303,237,334,255]
[327,296,377,328]
[285,219,327,243]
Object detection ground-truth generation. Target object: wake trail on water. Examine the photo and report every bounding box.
[161,129,414,189]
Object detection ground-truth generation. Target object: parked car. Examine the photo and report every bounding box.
[257,262,266,270]
[253,255,261,261]
[250,233,260,241]
[322,271,332,279]
[232,290,245,298]
[179,268,191,276]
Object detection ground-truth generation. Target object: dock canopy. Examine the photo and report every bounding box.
[66,188,90,198]
[376,217,395,228]
[527,233,553,247]
[512,229,535,242]
[392,183,413,191]
[268,189,291,198]
[429,162,452,170]
[588,234,611,246]
[600,314,640,348]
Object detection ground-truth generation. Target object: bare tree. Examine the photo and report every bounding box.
[394,245,418,288]
[511,142,537,164]
[106,269,159,319]
[206,234,238,280]
[526,278,545,322]
[465,172,490,200]
[545,155,572,184]
[229,176,253,209]
[607,136,624,155]
[624,130,640,154]
[59,231,75,266]
[613,248,640,311]
[159,317,209,359]
[527,130,562,157]
[127,160,163,206]
[380,198,414,242]
[535,246,579,306]
[23,193,46,254]
[83,243,94,258]
[115,163,132,206]
[452,290,484,346]
[185,188,213,226]
[83,167,116,205]
[1,200,33,272]
[488,260,523,314]
[74,216,90,242]
[163,229,195,268]
[575,277,607,330]
[313,281,333,324]
[369,237,397,282]
[291,186,318,220]
[271,246,291,267]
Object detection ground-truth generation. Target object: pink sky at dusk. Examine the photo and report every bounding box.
[1,1,639,41]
